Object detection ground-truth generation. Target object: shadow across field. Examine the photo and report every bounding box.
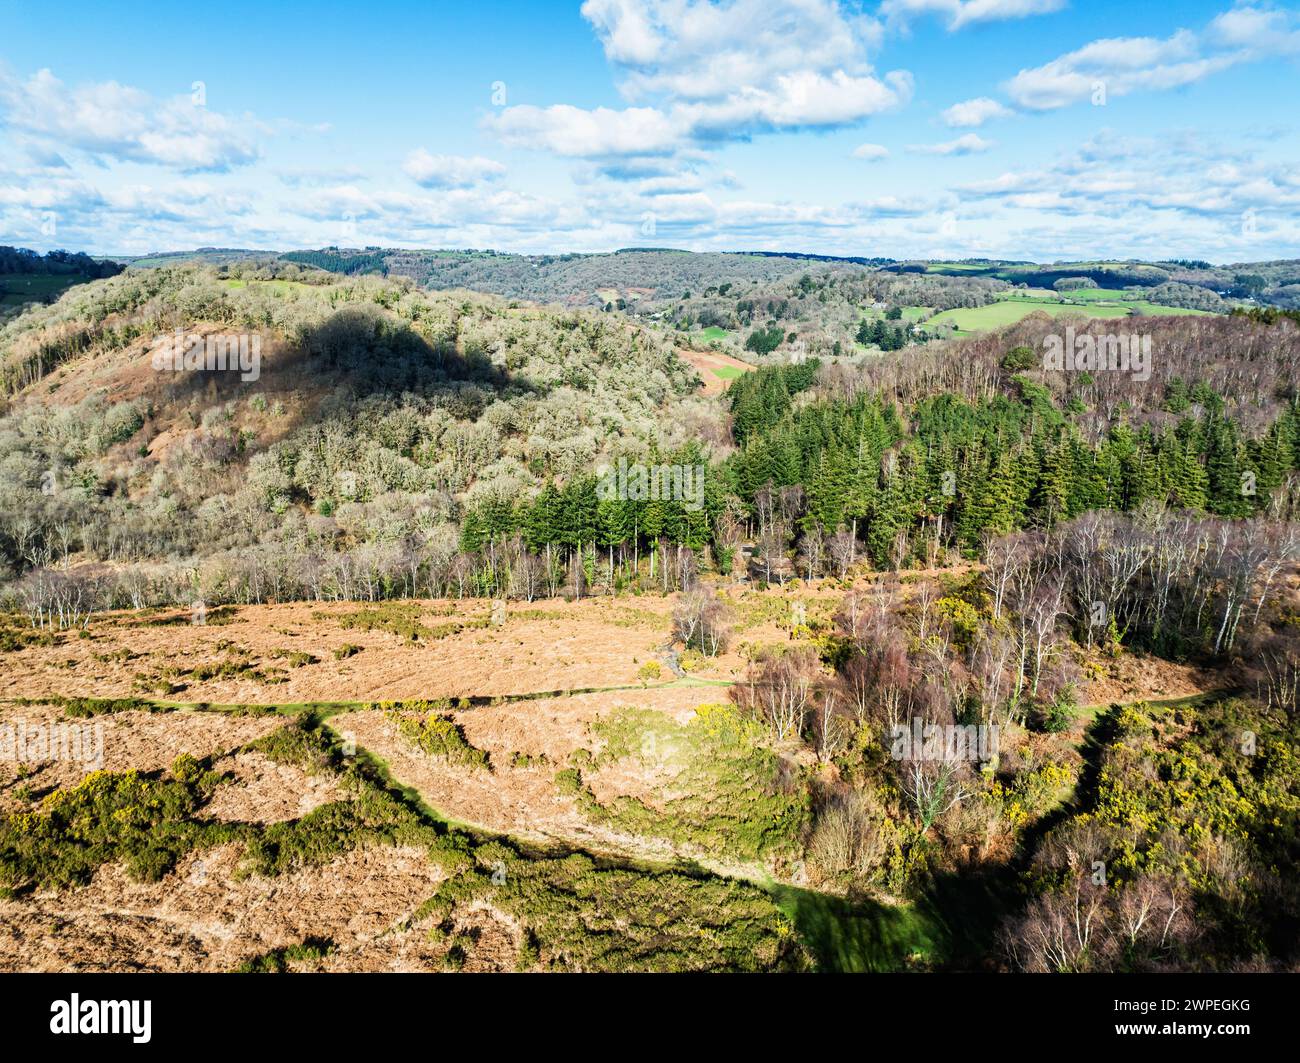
[770,884,946,972]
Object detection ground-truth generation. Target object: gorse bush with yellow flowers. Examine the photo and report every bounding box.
[0,758,235,893]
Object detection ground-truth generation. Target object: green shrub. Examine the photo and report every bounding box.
[325,603,431,642]
[236,937,333,972]
[1037,684,1078,733]
[271,649,318,668]
[0,765,235,891]
[1001,345,1038,371]
[246,719,336,774]
[59,696,161,718]
[387,709,490,771]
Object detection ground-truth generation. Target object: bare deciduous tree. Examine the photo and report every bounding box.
[672,586,731,657]
[734,646,821,742]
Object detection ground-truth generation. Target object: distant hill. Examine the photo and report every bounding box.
[98,245,1300,313]
[903,257,1300,306]
[118,248,278,269]
[280,247,864,309]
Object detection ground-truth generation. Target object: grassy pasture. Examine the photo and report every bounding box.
[1123,301,1213,316]
[925,300,1132,333]
[924,296,1212,334]
[693,325,732,343]
[0,273,96,311]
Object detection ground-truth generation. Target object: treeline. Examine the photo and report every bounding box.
[0,247,122,279]
[457,442,721,598]
[332,247,808,308]
[280,249,389,276]
[446,356,1300,601]
[727,361,1300,571]
[1231,305,1300,327]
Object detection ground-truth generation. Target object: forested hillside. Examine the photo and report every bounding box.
[2,262,1299,612]
[279,247,833,309]
[0,262,701,606]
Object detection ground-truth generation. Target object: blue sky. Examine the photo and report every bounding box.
[1,0,1297,261]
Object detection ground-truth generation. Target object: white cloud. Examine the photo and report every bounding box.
[852,142,890,160]
[959,132,1300,221]
[881,0,1066,32]
[1209,4,1300,54]
[581,0,666,64]
[586,0,882,100]
[1006,29,1236,110]
[487,104,683,157]
[0,68,261,171]
[852,192,945,216]
[675,69,913,134]
[941,96,1014,127]
[402,150,506,189]
[488,0,910,158]
[947,0,1065,29]
[1004,7,1300,112]
[908,132,993,155]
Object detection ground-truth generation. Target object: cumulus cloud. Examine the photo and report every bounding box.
[1005,7,1300,111]
[402,150,506,188]
[941,96,1014,127]
[676,69,913,134]
[488,104,683,157]
[881,0,1066,32]
[486,0,911,159]
[584,0,882,100]
[852,142,890,160]
[959,131,1300,220]
[1209,4,1300,53]
[0,68,261,171]
[908,132,993,155]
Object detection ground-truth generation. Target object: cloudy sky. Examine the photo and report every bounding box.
[2,0,1298,260]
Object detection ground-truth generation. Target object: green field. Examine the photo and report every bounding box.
[926,299,1131,333]
[0,273,95,311]
[1044,287,1131,301]
[693,325,732,343]
[1008,287,1213,314]
[924,297,1212,335]
[923,262,990,274]
[711,365,744,380]
[1122,301,1213,316]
